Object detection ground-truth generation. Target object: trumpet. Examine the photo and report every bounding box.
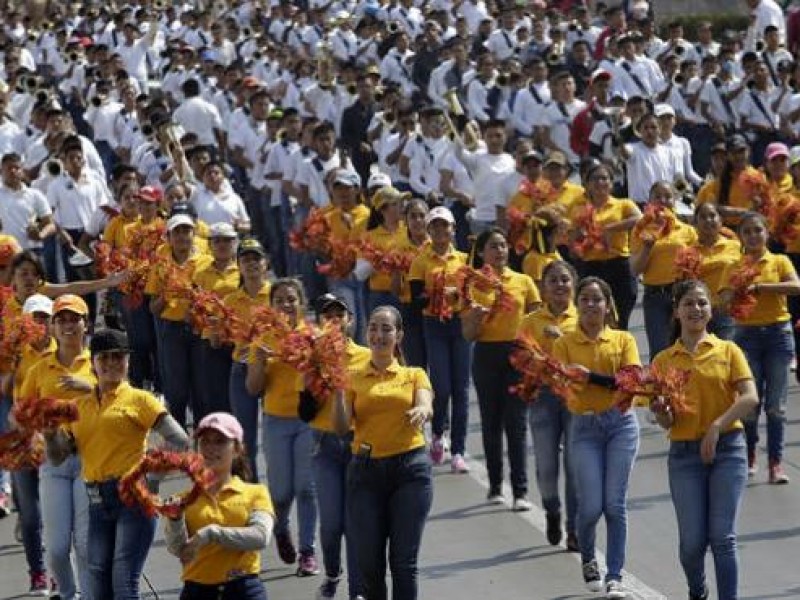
[24,76,39,91]
[755,40,765,52]
[387,21,401,35]
[153,0,168,10]
[90,95,106,107]
[345,82,357,95]
[35,90,50,104]
[242,27,252,38]
[547,41,565,66]
[141,123,155,138]
[68,51,80,62]
[673,74,685,85]
[496,73,509,87]
[45,158,62,177]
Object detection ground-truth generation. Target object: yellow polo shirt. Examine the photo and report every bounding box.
[326,205,370,242]
[145,249,212,322]
[567,197,639,261]
[248,325,306,418]
[469,268,541,342]
[182,477,273,584]
[518,303,578,353]
[696,166,762,225]
[310,340,372,433]
[408,245,468,317]
[224,283,272,363]
[69,382,166,482]
[192,261,241,298]
[522,250,561,283]
[631,214,698,285]
[362,224,409,292]
[18,348,96,403]
[13,338,58,399]
[552,327,641,415]
[720,251,796,325]
[652,335,752,441]
[103,214,139,249]
[346,361,432,458]
[696,237,742,302]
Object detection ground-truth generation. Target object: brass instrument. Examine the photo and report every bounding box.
[153,0,168,10]
[316,39,335,87]
[45,158,62,177]
[442,89,479,150]
[547,41,565,66]
[387,21,401,35]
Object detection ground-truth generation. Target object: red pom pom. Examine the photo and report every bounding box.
[728,257,760,320]
[0,430,44,471]
[570,204,606,258]
[13,398,79,431]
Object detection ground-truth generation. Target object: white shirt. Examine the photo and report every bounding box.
[747,0,786,50]
[0,119,23,157]
[86,100,125,145]
[739,86,781,130]
[542,98,586,165]
[699,77,739,126]
[511,82,551,137]
[296,152,352,207]
[0,183,51,249]
[263,139,299,206]
[624,142,676,204]
[380,49,416,96]
[408,135,453,196]
[457,147,516,221]
[485,28,519,61]
[662,134,702,188]
[173,95,223,146]
[191,185,250,226]
[47,171,110,230]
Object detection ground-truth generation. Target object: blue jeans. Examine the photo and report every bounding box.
[529,390,577,532]
[0,395,10,492]
[450,201,472,252]
[160,319,206,428]
[570,408,639,582]
[328,277,366,344]
[643,285,674,361]
[734,322,794,462]
[40,455,90,600]
[229,362,261,481]
[423,317,471,456]
[264,415,317,554]
[121,301,159,391]
[368,289,401,314]
[473,341,528,496]
[86,479,157,600]
[263,203,287,278]
[401,303,427,369]
[181,574,267,599]
[668,431,747,600]
[347,448,432,600]
[709,311,735,342]
[312,430,361,597]
[198,339,233,414]
[11,467,45,574]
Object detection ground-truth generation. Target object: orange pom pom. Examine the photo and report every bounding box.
[728,257,760,320]
[13,398,79,431]
[570,204,606,258]
[508,334,583,404]
[674,246,703,281]
[0,430,44,471]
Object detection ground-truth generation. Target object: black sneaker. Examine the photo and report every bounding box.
[566,531,579,552]
[582,559,603,592]
[545,511,562,546]
[689,586,709,600]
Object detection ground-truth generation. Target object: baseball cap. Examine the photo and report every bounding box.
[167,214,195,231]
[544,151,569,168]
[22,294,53,316]
[654,103,675,118]
[727,134,749,151]
[53,294,89,317]
[332,169,362,188]
[590,69,612,85]
[765,142,789,162]
[712,141,728,154]
[208,222,238,239]
[89,328,130,355]
[372,186,411,211]
[521,149,544,164]
[137,186,162,203]
[195,412,244,443]
[237,237,267,258]
[367,170,392,190]
[314,292,351,315]
[425,206,456,226]
[241,75,262,89]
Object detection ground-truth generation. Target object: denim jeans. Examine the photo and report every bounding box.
[668,431,747,600]
[400,304,427,369]
[734,322,794,462]
[328,277,366,344]
[0,395,10,492]
[347,448,433,600]
[368,289,401,314]
[11,467,45,574]
[121,301,159,391]
[40,455,90,600]
[263,203,287,278]
[198,339,233,415]
[643,285,674,361]
[264,415,317,553]
[472,341,528,497]
[86,479,158,600]
[529,390,577,532]
[160,319,206,428]
[577,257,637,330]
[229,362,262,481]
[423,317,471,456]
[570,408,639,582]
[709,311,736,342]
[181,575,267,600]
[312,430,361,597]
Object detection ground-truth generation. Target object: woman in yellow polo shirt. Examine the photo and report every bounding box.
[44,328,188,600]
[552,277,641,598]
[462,228,541,508]
[164,412,273,600]
[225,238,271,481]
[19,295,95,600]
[145,213,212,429]
[408,207,470,472]
[630,181,698,359]
[308,293,371,600]
[696,135,760,227]
[719,212,800,483]
[517,260,579,551]
[332,305,434,600]
[691,203,742,340]
[191,223,242,415]
[567,162,642,329]
[399,199,430,368]
[245,278,319,576]
[651,280,758,600]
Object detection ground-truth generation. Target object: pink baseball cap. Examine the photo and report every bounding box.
[195,412,244,443]
[765,142,790,162]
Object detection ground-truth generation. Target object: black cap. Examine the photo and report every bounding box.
[90,328,130,355]
[170,202,198,219]
[314,293,351,315]
[727,134,748,151]
[237,237,267,258]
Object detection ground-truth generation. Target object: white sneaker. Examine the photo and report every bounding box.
[487,491,505,505]
[582,560,603,593]
[606,579,627,598]
[512,497,533,512]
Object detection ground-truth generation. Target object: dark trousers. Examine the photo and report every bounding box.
[577,257,637,330]
[472,341,529,497]
[400,303,427,369]
[159,319,206,428]
[121,299,160,391]
[347,448,433,600]
[198,339,233,414]
[181,575,267,600]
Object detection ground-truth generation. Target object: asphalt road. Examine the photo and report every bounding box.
[1,301,799,600]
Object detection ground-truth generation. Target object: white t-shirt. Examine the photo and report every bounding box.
[542,99,587,165]
[624,141,676,204]
[0,183,51,249]
[173,96,224,146]
[47,171,110,230]
[457,148,516,221]
[191,185,250,226]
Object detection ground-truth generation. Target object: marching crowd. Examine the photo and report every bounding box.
[0,0,799,599]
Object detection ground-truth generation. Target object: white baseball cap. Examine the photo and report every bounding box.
[23,294,54,316]
[167,214,195,231]
[367,170,392,190]
[425,206,456,226]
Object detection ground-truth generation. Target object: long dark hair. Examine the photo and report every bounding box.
[669,279,711,344]
[11,250,46,283]
[232,441,253,482]
[469,227,507,269]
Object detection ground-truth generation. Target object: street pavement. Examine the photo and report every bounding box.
[2,300,800,600]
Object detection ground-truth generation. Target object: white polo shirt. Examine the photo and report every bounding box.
[173,95,223,146]
[191,184,250,226]
[47,171,110,230]
[0,183,51,249]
